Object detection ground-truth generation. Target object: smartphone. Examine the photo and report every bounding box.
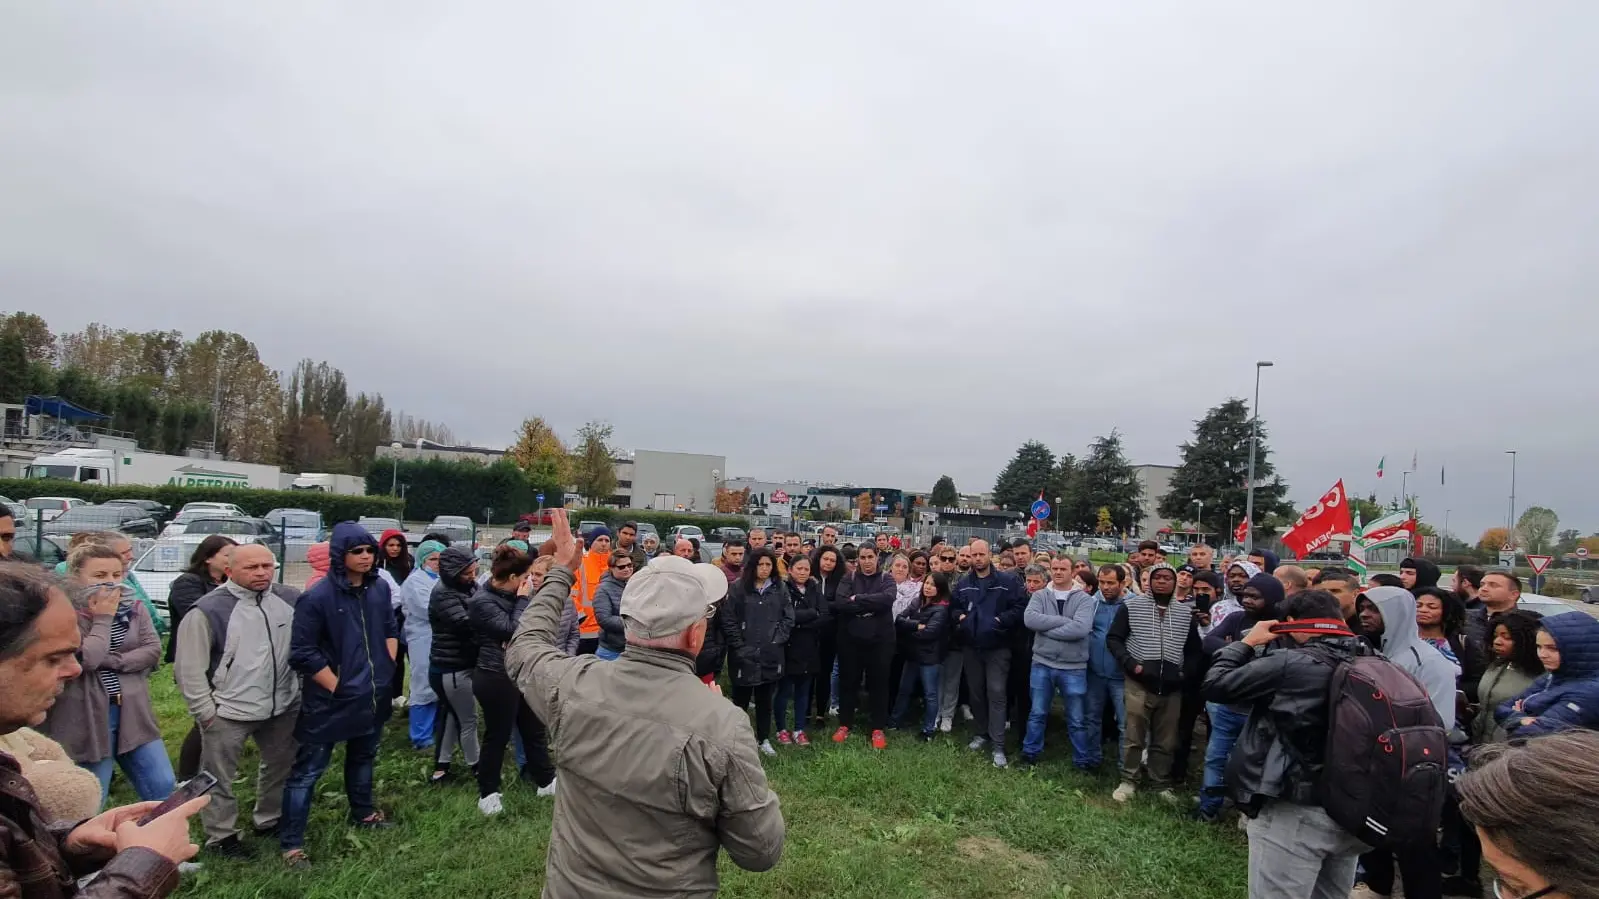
[136,771,219,825]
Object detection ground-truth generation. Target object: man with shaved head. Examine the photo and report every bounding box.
[175,543,303,858]
[1274,565,1310,598]
[951,539,1028,768]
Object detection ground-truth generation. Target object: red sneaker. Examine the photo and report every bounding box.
[776,730,793,746]
[795,731,811,747]
[871,730,888,750]
[832,726,850,743]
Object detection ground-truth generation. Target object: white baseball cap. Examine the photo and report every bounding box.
[619,554,729,638]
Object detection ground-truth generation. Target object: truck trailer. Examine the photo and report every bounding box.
[25,447,283,490]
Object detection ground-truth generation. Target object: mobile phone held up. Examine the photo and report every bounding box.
[136,771,219,826]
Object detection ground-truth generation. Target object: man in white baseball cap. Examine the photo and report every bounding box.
[506,510,784,899]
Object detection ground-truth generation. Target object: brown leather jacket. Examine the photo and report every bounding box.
[0,750,178,899]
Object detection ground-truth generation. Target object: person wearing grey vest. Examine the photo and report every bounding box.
[173,544,302,858]
[1106,562,1200,804]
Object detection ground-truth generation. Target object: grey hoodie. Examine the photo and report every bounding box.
[175,580,302,723]
[1365,585,1457,729]
[1024,586,1097,670]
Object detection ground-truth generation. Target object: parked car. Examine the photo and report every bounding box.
[577,520,608,539]
[634,522,659,543]
[101,498,172,524]
[184,517,281,542]
[10,534,71,567]
[427,515,476,546]
[131,533,278,620]
[357,516,404,536]
[161,505,245,537]
[667,525,705,545]
[708,527,747,544]
[263,508,325,542]
[23,496,88,523]
[3,500,27,525]
[43,504,160,539]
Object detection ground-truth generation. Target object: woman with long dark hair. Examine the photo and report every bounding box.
[723,548,794,756]
[469,545,556,815]
[775,554,827,747]
[889,571,951,739]
[809,545,846,725]
[831,543,897,750]
[164,534,236,779]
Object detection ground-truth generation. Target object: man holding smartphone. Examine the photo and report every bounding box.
[0,563,208,898]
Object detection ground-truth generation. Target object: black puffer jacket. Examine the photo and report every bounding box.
[696,606,729,680]
[896,600,951,666]
[783,577,830,676]
[469,582,526,676]
[724,578,795,687]
[1202,636,1373,815]
[428,547,479,673]
[165,571,221,664]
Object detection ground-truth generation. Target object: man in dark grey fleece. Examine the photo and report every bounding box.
[1019,556,1097,768]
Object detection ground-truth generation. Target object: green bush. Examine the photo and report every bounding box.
[363,457,562,525]
[0,477,404,522]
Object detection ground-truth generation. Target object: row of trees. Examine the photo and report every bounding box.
[0,313,454,474]
[1477,508,1596,557]
[507,417,619,505]
[981,399,1297,538]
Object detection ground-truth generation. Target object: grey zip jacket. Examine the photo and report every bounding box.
[1024,586,1097,670]
[174,581,302,723]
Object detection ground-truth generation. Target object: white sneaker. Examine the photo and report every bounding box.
[967,735,990,751]
[391,695,408,711]
[828,705,840,718]
[759,740,777,757]
[1348,885,1386,899]
[536,778,558,798]
[959,704,973,722]
[477,793,504,816]
[1157,789,1181,805]
[1111,783,1136,803]
[938,717,952,734]
[992,750,1008,769]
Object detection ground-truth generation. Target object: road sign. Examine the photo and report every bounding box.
[1527,554,1554,575]
[1498,549,1516,568]
[536,493,545,504]
[772,489,789,504]
[1579,547,1590,559]
[1030,499,1051,520]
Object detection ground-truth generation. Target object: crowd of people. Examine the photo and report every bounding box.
[2,499,1599,899]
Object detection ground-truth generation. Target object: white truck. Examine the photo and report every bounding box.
[289,472,367,495]
[24,447,283,490]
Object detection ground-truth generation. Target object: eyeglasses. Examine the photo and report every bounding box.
[1493,879,1557,899]
[347,546,376,556]
[939,555,956,562]
[614,563,634,571]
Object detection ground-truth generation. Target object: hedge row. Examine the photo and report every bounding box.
[362,457,562,525]
[0,478,404,522]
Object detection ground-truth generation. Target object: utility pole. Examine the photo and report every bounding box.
[210,361,222,458]
[1243,361,1273,553]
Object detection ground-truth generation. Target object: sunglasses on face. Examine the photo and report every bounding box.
[614,563,634,571]
[347,546,376,556]
[940,555,956,562]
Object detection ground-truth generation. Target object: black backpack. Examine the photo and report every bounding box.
[1316,653,1448,848]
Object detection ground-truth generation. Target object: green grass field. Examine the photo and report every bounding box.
[124,677,1247,899]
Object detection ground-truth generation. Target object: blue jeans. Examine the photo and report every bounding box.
[596,646,621,661]
[1083,672,1126,767]
[774,673,813,733]
[1022,664,1091,764]
[279,729,382,851]
[83,703,176,806]
[514,730,526,769]
[889,663,942,733]
[1198,702,1249,816]
[409,702,437,749]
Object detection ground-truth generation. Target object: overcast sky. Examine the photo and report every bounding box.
[3,3,1595,540]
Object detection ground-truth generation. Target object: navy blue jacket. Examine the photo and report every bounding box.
[289,522,397,743]
[952,568,1027,652]
[1498,613,1599,737]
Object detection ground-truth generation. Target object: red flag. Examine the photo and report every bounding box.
[1281,479,1353,559]
[1234,519,1250,543]
[1026,517,1040,538]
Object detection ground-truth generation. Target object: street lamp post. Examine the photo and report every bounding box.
[1193,499,1203,547]
[1505,451,1517,541]
[1243,361,1274,553]
[389,441,402,495]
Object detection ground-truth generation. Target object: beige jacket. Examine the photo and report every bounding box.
[506,566,785,899]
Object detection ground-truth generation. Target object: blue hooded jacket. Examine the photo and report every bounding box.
[289,521,397,743]
[1498,613,1599,738]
